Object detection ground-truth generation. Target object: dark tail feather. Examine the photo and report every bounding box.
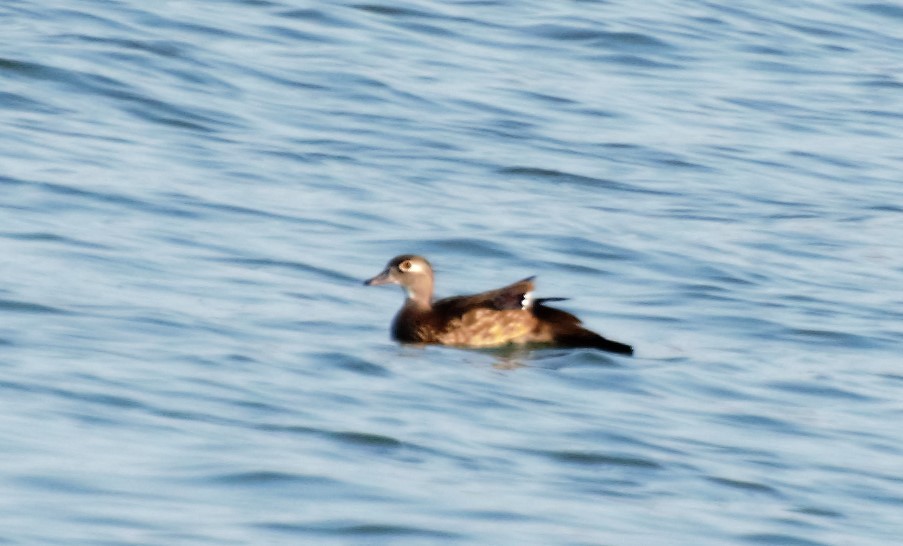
[532,300,633,355]
[556,327,634,356]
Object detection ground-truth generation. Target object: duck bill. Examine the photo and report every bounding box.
[364,269,395,286]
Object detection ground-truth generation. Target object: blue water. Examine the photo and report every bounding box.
[2,1,903,544]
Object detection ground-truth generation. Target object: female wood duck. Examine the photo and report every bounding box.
[364,255,633,355]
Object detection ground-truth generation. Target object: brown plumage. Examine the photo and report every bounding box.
[364,255,633,355]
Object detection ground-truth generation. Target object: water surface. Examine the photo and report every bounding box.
[2,1,903,544]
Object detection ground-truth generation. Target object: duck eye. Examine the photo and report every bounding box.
[399,260,412,271]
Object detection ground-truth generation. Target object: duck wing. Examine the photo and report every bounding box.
[432,276,535,314]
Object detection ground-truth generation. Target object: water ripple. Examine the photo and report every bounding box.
[540,449,663,469]
[258,520,463,540]
[0,299,68,314]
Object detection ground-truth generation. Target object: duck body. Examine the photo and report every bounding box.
[365,255,633,355]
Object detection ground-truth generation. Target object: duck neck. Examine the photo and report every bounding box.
[404,277,433,310]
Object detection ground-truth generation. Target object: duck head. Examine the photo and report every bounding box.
[364,254,434,307]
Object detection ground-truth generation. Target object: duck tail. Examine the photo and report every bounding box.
[555,326,634,355]
[533,300,633,355]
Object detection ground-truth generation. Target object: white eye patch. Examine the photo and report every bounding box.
[403,261,425,273]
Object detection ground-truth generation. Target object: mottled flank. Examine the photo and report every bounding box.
[437,308,536,347]
[365,255,633,354]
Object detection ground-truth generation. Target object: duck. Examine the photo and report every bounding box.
[364,255,633,355]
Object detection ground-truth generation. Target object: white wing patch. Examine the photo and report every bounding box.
[521,291,534,310]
